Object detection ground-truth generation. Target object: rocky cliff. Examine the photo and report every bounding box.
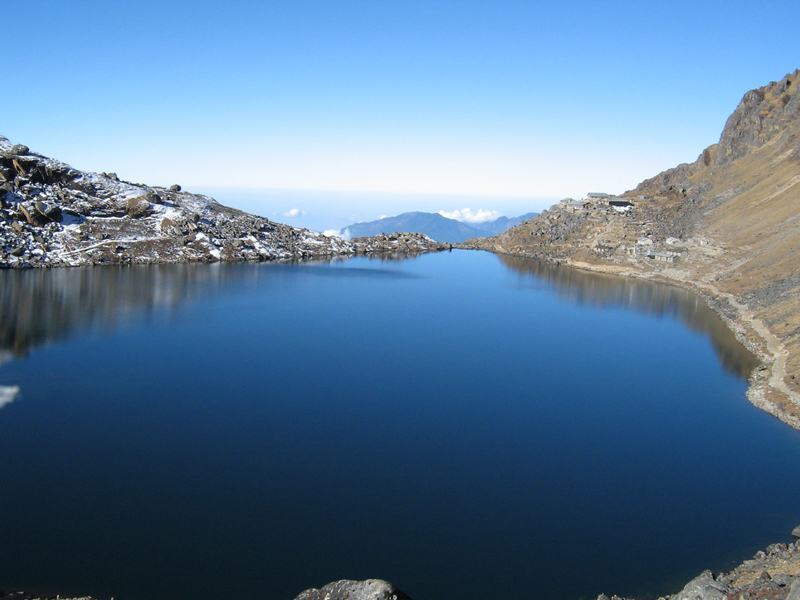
[0,137,449,268]
[465,69,800,431]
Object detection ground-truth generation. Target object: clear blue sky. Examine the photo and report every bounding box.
[5,1,799,231]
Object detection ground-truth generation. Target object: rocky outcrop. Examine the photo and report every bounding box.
[351,232,452,254]
[714,70,800,167]
[0,136,448,268]
[599,540,800,600]
[294,579,411,600]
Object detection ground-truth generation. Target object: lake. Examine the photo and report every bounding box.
[1,250,799,600]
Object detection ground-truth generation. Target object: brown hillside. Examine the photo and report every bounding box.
[467,69,800,429]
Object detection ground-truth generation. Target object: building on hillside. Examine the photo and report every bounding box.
[608,197,634,212]
[640,251,678,263]
[587,192,609,200]
[568,199,590,211]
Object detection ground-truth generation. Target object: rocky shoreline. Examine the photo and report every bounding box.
[456,242,800,433]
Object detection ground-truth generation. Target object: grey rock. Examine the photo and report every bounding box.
[671,570,730,600]
[792,525,800,539]
[788,578,800,600]
[749,571,778,592]
[772,574,796,587]
[126,196,151,218]
[44,205,63,223]
[767,543,788,554]
[169,184,181,192]
[10,144,29,155]
[294,579,411,600]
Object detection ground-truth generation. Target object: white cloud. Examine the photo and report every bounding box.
[341,228,352,240]
[438,208,503,223]
[0,386,20,409]
[322,229,342,238]
[282,208,308,218]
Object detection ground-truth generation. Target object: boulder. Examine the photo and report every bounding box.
[18,204,34,225]
[793,525,800,539]
[10,144,29,155]
[18,204,47,226]
[12,158,29,176]
[788,578,800,600]
[127,196,151,218]
[294,579,411,600]
[169,184,181,192]
[671,571,730,600]
[44,205,63,223]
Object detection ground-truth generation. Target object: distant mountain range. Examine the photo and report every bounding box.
[341,211,539,244]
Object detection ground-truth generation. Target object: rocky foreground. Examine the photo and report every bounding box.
[463,69,800,432]
[291,536,800,600]
[0,137,449,268]
[4,538,799,600]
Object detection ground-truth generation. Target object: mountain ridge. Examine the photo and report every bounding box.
[342,210,539,243]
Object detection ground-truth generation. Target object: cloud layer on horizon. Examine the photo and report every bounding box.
[439,208,503,223]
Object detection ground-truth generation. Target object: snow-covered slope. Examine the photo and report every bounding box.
[0,137,447,268]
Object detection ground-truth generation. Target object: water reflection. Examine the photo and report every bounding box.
[0,385,19,408]
[0,256,420,361]
[498,255,760,379]
[0,255,760,384]
[0,264,241,360]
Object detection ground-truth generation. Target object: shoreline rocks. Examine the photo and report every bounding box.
[295,579,411,600]
[599,539,800,600]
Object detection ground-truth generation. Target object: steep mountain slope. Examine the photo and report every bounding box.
[467,69,800,429]
[0,138,447,267]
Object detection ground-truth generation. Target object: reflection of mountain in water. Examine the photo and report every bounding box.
[0,264,261,359]
[0,255,419,361]
[498,255,760,380]
[1,256,760,383]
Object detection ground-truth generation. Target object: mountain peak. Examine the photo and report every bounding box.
[714,68,800,167]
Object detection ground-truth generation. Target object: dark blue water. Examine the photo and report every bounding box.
[1,251,798,600]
